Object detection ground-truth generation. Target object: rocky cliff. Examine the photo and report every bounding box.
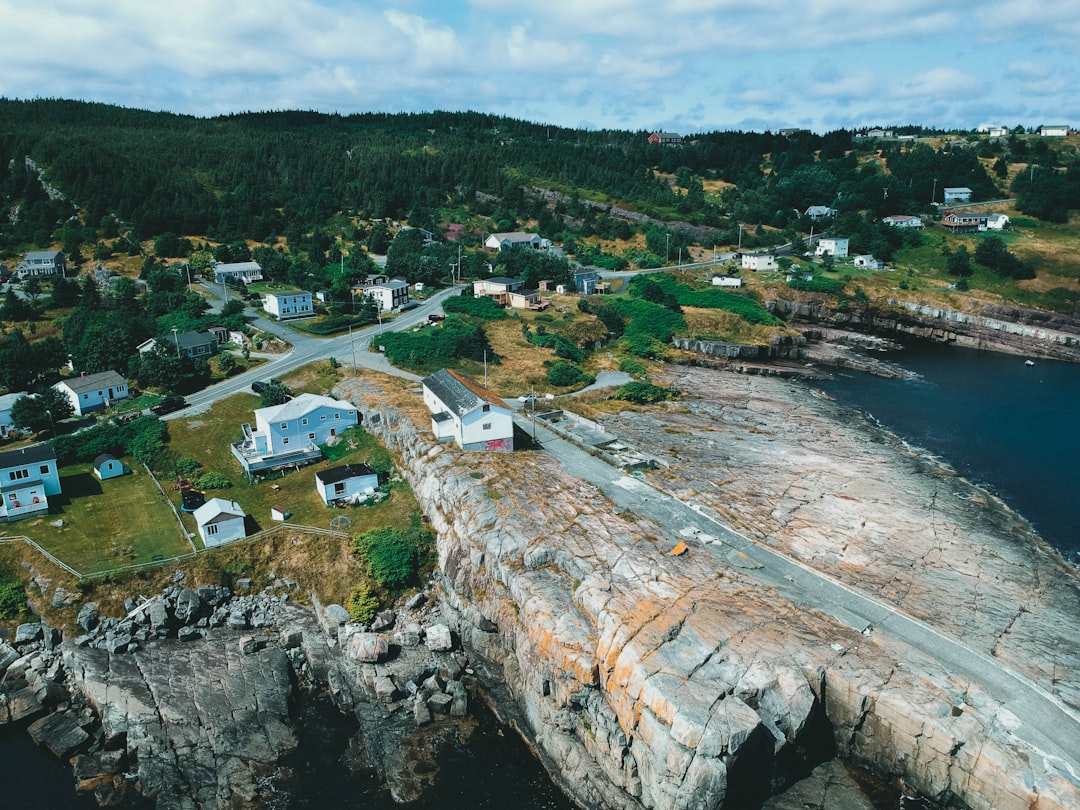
[767,298,1080,362]
[335,374,1080,810]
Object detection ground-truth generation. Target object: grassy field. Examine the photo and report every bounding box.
[165,384,416,542]
[16,461,192,576]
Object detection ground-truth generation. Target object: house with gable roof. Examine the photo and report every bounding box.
[422,369,514,452]
[212,261,263,285]
[648,132,684,146]
[315,463,379,505]
[0,444,61,522]
[194,498,247,547]
[0,392,29,438]
[15,250,66,280]
[231,393,359,475]
[52,370,130,416]
[484,232,544,252]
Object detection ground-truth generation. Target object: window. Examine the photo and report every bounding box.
[205,523,219,536]
[334,483,345,495]
[301,418,308,426]
[321,414,327,421]
[9,469,28,481]
[482,404,491,412]
[334,413,340,419]
[482,422,492,430]
[39,465,49,475]
[308,433,316,441]
[282,437,290,445]
[280,422,288,429]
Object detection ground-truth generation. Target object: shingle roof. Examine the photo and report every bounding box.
[93,453,119,468]
[194,497,245,525]
[316,463,376,486]
[422,369,509,417]
[256,393,355,424]
[0,443,56,468]
[56,370,126,395]
[490,232,540,242]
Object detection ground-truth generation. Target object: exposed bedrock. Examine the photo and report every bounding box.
[336,376,1080,810]
[767,298,1080,361]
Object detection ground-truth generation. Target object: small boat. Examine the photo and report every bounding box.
[1025,360,1035,366]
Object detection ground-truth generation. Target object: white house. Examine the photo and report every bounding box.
[231,393,359,475]
[507,289,547,310]
[853,255,884,270]
[213,261,264,285]
[472,276,523,305]
[741,252,777,272]
[711,275,743,288]
[882,214,924,229]
[1039,125,1069,137]
[264,290,314,319]
[484,232,543,251]
[422,369,514,452]
[943,187,973,204]
[193,498,247,547]
[366,279,411,312]
[0,392,28,439]
[0,444,61,522]
[93,454,126,481]
[987,213,1010,230]
[315,463,379,505]
[53,370,129,416]
[816,238,849,258]
[15,250,66,280]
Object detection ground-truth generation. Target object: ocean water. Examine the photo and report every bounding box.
[812,341,1080,561]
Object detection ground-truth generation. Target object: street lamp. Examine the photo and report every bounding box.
[171,326,180,358]
[45,408,55,437]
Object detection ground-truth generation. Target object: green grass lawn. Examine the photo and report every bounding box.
[20,461,193,576]
[166,391,416,542]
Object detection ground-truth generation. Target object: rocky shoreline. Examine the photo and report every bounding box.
[0,571,485,808]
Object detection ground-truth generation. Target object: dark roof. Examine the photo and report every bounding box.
[166,331,217,351]
[93,453,119,468]
[56,370,126,394]
[422,369,510,417]
[481,276,522,286]
[316,463,376,486]
[0,443,56,468]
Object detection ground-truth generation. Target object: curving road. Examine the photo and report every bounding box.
[168,285,462,417]
[514,412,1080,781]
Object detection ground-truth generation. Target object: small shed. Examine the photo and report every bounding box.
[193,498,247,548]
[271,505,290,522]
[315,463,379,505]
[93,454,127,481]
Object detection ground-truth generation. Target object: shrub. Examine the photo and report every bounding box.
[0,571,27,620]
[353,526,433,588]
[619,358,647,376]
[547,360,594,387]
[613,382,676,404]
[442,295,508,320]
[346,583,380,624]
[195,472,232,490]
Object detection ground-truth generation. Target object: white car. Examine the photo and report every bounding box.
[518,393,537,403]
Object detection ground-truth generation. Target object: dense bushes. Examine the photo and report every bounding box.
[375,316,494,371]
[352,524,434,588]
[0,569,27,620]
[787,275,846,295]
[546,360,594,387]
[524,325,587,363]
[613,382,677,404]
[443,295,509,320]
[52,415,167,467]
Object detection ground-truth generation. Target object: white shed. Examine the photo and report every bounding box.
[194,498,247,547]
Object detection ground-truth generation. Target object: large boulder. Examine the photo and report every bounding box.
[424,623,453,651]
[345,633,389,663]
[76,603,100,632]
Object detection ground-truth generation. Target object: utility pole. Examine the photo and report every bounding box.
[666,232,670,264]
[931,177,938,205]
[349,325,356,373]
[171,326,180,358]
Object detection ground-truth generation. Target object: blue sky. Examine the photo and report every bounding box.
[2,0,1077,133]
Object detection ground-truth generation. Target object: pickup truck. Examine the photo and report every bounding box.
[150,396,187,416]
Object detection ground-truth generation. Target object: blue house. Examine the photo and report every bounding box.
[574,269,601,295]
[0,444,61,522]
[232,393,359,475]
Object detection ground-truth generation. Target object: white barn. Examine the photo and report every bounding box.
[422,369,514,452]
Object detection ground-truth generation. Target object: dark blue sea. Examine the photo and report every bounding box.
[812,340,1080,562]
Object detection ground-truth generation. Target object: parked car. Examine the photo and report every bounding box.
[518,393,537,403]
[150,396,187,416]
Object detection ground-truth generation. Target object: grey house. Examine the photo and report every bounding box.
[15,250,66,279]
[138,330,219,359]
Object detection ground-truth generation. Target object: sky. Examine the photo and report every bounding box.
[2,0,1078,134]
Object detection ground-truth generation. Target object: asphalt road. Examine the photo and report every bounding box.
[168,284,461,417]
[515,413,1080,779]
